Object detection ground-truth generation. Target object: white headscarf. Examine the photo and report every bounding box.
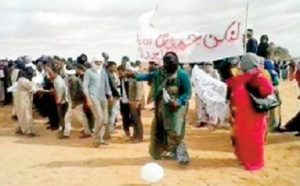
[25,63,37,70]
[125,61,140,73]
[90,56,103,73]
[63,64,76,75]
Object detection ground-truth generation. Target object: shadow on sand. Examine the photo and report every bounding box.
[34,156,238,170]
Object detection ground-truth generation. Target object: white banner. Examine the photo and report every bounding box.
[191,65,228,124]
[137,8,246,63]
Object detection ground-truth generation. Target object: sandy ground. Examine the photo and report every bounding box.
[0,80,300,186]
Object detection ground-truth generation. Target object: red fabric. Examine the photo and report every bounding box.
[295,70,300,88]
[226,69,274,171]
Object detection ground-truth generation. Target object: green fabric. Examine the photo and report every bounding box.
[136,68,191,106]
[273,77,279,86]
[148,68,189,161]
[135,67,191,162]
[149,102,189,160]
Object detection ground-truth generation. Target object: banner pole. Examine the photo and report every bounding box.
[244,2,249,53]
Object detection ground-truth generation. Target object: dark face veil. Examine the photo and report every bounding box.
[19,67,34,81]
[163,52,179,74]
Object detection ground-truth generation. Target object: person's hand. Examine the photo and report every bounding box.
[170,100,180,111]
[87,98,93,108]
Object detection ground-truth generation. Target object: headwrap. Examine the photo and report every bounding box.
[163,52,179,74]
[240,53,259,72]
[230,57,240,66]
[25,63,37,71]
[260,35,269,42]
[121,56,130,68]
[36,55,52,65]
[23,55,32,64]
[77,54,88,65]
[218,60,233,80]
[163,52,179,64]
[90,56,103,73]
[63,64,76,75]
[126,61,140,73]
[102,52,109,60]
[15,60,26,70]
[21,66,34,81]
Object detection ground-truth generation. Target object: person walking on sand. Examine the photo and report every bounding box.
[127,62,144,143]
[83,57,112,147]
[15,66,41,137]
[46,62,70,139]
[226,53,274,171]
[127,52,191,165]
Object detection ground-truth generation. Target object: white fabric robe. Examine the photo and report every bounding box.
[15,77,36,134]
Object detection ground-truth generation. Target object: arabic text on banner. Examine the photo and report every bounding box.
[137,7,246,63]
[191,65,228,124]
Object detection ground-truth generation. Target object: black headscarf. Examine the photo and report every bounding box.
[257,35,269,58]
[76,54,88,65]
[218,60,233,81]
[121,56,130,68]
[19,66,34,81]
[163,52,179,74]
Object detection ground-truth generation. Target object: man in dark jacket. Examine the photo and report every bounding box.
[106,61,121,133]
[246,29,258,54]
[257,35,270,58]
[117,65,132,140]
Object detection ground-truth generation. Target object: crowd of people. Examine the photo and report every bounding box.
[0,29,299,171]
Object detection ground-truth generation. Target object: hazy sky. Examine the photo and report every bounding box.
[0,0,299,62]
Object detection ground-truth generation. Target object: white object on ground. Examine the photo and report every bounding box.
[141,162,164,184]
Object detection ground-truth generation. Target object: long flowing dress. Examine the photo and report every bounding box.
[11,69,20,116]
[136,68,191,164]
[15,77,36,135]
[226,69,273,171]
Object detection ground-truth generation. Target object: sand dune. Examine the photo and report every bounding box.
[0,80,300,186]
